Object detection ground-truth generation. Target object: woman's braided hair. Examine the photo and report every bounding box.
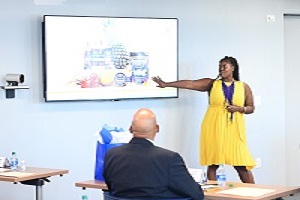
[219,56,240,81]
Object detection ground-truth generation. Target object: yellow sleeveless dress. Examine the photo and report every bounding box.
[200,80,255,170]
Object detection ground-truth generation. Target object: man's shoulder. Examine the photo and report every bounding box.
[105,143,128,154]
[154,145,180,157]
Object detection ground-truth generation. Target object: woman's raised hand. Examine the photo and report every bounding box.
[151,76,166,88]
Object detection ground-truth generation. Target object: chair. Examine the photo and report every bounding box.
[103,192,191,200]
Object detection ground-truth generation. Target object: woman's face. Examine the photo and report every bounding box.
[219,61,234,79]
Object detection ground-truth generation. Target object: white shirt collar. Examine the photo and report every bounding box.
[146,138,155,144]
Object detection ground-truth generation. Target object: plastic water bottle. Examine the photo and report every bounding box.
[201,170,207,184]
[216,164,227,189]
[10,152,19,171]
[81,195,88,200]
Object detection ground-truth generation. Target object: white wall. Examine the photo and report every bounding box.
[0,0,298,199]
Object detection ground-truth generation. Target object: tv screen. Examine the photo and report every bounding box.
[42,15,178,102]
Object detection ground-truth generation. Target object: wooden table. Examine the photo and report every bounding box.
[0,167,68,200]
[204,182,300,200]
[75,180,300,200]
[75,179,107,190]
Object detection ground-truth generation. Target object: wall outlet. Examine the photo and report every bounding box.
[254,95,261,106]
[255,157,262,168]
[267,15,276,22]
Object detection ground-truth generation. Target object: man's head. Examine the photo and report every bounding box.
[129,108,159,140]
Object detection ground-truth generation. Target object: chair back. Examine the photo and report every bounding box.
[103,192,191,200]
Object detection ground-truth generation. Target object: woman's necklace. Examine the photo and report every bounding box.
[222,81,235,121]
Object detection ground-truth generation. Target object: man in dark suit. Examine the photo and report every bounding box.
[103,108,204,200]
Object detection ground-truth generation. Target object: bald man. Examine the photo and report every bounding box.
[103,108,204,200]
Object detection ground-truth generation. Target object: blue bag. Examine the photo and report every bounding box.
[94,124,127,181]
[94,142,124,181]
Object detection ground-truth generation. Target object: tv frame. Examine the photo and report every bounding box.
[42,15,179,102]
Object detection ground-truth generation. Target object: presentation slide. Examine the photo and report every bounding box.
[43,15,178,101]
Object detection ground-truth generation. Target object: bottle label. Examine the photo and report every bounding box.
[10,159,18,170]
[217,174,227,181]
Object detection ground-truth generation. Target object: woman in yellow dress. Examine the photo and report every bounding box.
[152,56,255,183]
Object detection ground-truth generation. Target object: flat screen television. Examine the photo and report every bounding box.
[42,15,178,102]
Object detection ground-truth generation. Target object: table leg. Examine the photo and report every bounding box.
[21,178,47,200]
[36,185,43,200]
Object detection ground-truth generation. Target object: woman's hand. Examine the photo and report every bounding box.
[151,76,166,88]
[226,105,244,113]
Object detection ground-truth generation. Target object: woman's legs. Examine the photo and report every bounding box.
[233,166,255,183]
[207,165,219,180]
[207,165,255,183]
